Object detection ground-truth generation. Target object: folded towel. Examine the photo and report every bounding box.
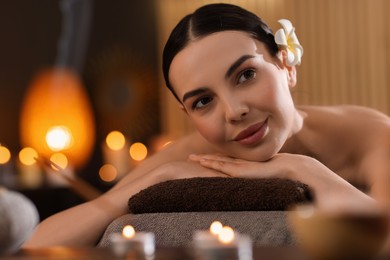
[128,177,312,214]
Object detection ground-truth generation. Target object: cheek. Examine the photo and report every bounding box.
[259,73,291,109]
[192,118,224,144]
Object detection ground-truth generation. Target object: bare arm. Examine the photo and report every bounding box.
[23,166,162,247]
[23,132,221,248]
[189,153,378,212]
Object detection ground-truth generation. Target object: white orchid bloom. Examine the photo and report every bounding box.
[274,19,304,66]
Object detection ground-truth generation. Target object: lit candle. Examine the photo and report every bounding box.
[102,131,133,179]
[17,147,43,189]
[193,221,252,260]
[109,225,155,258]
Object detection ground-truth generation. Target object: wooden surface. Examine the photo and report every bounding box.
[5,245,390,260]
[4,246,306,260]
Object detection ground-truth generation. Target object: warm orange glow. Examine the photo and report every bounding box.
[99,164,117,183]
[106,131,125,151]
[129,142,148,161]
[122,225,136,239]
[0,145,11,164]
[218,226,235,244]
[46,126,73,151]
[210,221,223,235]
[50,153,68,170]
[150,135,172,154]
[20,68,95,168]
[19,147,38,166]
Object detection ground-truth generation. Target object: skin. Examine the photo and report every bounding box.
[23,31,390,248]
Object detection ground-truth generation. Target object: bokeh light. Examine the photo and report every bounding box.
[0,145,11,164]
[210,221,223,235]
[99,164,118,183]
[50,152,68,170]
[122,225,135,238]
[129,142,148,161]
[19,147,38,166]
[46,126,73,151]
[106,131,126,151]
[218,226,235,244]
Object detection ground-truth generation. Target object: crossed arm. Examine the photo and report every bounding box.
[23,128,389,248]
[22,133,226,248]
[188,153,382,212]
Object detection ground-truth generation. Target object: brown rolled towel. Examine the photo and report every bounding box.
[128,177,312,214]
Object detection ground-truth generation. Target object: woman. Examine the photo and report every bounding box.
[24,3,390,247]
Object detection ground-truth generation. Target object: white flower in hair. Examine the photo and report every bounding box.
[274,19,304,66]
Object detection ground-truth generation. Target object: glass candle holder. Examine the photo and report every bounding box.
[193,222,252,260]
[109,225,155,258]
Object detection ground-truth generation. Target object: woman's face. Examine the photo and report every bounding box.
[169,31,297,161]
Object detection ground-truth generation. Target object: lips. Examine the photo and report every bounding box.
[234,118,269,145]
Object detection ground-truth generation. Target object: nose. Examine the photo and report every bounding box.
[223,96,249,123]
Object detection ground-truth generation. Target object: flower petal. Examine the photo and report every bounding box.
[278,19,294,35]
[286,50,296,66]
[274,19,304,66]
[274,29,287,46]
[287,32,301,46]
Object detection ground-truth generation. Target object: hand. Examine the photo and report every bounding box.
[151,160,230,183]
[189,153,380,213]
[188,153,312,180]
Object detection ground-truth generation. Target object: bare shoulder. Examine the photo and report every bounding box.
[155,131,217,161]
[298,105,390,150]
[299,105,390,126]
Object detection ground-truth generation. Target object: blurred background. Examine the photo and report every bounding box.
[0,0,389,220]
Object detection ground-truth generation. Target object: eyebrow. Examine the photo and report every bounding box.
[182,87,209,103]
[225,54,255,79]
[181,54,255,103]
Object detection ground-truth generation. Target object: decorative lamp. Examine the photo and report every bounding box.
[19,0,95,169]
[19,68,95,168]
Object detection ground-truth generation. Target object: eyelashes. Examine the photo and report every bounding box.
[237,68,256,84]
[191,95,213,110]
[189,68,257,111]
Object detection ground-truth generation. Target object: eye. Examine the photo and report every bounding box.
[237,69,256,84]
[192,96,213,110]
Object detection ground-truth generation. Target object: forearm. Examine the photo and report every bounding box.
[113,132,213,191]
[190,153,378,212]
[23,195,123,248]
[23,169,164,248]
[290,157,377,212]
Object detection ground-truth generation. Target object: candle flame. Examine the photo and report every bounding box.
[46,126,73,151]
[210,221,223,235]
[122,225,135,239]
[218,226,235,244]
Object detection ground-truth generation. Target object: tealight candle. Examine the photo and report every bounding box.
[109,225,155,258]
[193,221,252,260]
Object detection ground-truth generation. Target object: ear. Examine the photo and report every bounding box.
[280,50,297,88]
[286,65,297,88]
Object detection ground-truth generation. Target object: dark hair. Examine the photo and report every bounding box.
[162,3,279,101]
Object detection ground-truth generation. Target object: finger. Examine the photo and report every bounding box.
[188,154,202,162]
[198,158,238,176]
[189,153,238,163]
